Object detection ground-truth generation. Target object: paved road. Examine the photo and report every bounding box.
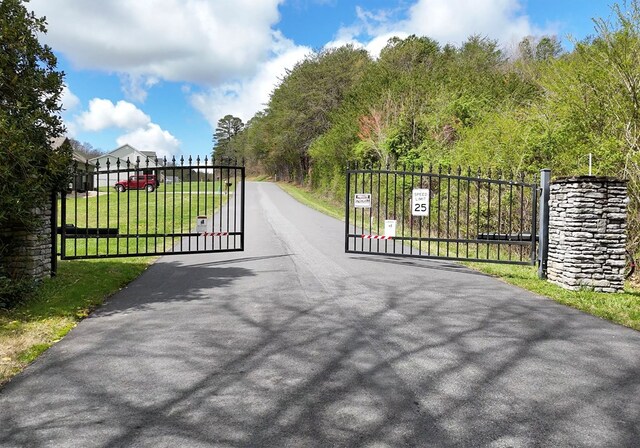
[1,182,639,447]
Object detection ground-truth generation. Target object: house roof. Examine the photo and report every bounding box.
[72,151,89,164]
[89,144,161,170]
[89,144,157,162]
[50,136,68,149]
[51,136,96,166]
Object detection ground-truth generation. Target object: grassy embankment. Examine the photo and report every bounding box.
[277,181,640,332]
[1,181,227,386]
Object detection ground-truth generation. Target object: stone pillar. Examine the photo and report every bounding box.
[547,177,627,293]
[0,203,53,282]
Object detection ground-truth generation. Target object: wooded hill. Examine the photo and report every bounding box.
[217,2,640,253]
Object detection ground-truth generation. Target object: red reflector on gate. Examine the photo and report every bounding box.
[361,234,393,240]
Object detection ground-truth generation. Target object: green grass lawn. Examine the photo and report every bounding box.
[60,181,235,257]
[278,182,344,220]
[97,180,240,194]
[277,181,640,331]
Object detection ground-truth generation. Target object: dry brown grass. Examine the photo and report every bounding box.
[0,317,75,385]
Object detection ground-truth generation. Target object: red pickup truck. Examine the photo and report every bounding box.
[114,174,159,192]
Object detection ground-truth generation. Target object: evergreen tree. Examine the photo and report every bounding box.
[0,0,70,229]
[212,115,244,159]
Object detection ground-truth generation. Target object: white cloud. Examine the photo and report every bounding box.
[29,0,284,100]
[365,32,409,58]
[59,85,81,136]
[333,0,554,57]
[190,35,310,127]
[60,85,80,112]
[72,98,180,157]
[324,31,406,59]
[117,124,181,159]
[77,99,150,132]
[119,74,160,103]
[404,0,542,46]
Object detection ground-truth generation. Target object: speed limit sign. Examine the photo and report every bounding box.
[412,189,430,216]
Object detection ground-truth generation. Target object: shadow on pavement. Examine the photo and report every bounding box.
[349,254,492,277]
[1,253,639,447]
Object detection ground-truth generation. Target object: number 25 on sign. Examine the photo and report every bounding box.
[412,189,430,216]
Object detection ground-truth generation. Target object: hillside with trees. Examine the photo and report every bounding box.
[221,2,640,254]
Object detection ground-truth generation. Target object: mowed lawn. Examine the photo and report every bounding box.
[59,181,237,257]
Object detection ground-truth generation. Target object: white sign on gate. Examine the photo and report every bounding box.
[411,189,430,216]
[196,216,208,233]
[354,193,372,209]
[384,220,396,237]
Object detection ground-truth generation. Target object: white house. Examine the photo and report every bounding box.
[90,144,163,188]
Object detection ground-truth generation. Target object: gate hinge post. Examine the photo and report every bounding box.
[50,190,58,277]
[538,169,551,279]
[344,165,351,253]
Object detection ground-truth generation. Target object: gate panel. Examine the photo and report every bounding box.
[345,164,538,265]
[58,156,244,259]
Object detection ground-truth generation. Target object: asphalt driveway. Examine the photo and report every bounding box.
[1,182,639,447]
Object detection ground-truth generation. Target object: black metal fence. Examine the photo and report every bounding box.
[345,164,538,265]
[56,156,244,260]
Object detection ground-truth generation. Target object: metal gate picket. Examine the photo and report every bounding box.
[345,163,538,265]
[57,156,245,260]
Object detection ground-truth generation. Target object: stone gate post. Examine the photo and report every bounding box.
[547,177,627,293]
[0,203,53,284]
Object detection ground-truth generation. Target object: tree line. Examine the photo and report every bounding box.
[214,1,640,253]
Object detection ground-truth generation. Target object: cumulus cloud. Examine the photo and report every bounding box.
[191,35,310,127]
[404,0,544,46]
[60,85,80,112]
[117,124,181,158]
[77,99,150,132]
[119,74,160,103]
[333,0,554,57]
[29,0,283,98]
[59,85,81,136]
[325,31,409,59]
[73,98,180,157]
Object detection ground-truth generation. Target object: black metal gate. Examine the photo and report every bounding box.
[56,156,244,260]
[345,164,538,265]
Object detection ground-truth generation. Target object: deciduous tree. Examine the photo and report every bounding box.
[69,139,103,160]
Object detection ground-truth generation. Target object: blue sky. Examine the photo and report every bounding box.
[28,0,615,160]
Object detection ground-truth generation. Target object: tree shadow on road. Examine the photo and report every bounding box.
[91,254,294,317]
[1,253,639,448]
[349,254,491,277]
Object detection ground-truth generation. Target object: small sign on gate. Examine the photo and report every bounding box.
[196,216,208,233]
[354,193,372,209]
[384,220,396,238]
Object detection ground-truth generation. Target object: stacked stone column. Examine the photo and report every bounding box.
[547,177,627,292]
[0,203,53,282]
